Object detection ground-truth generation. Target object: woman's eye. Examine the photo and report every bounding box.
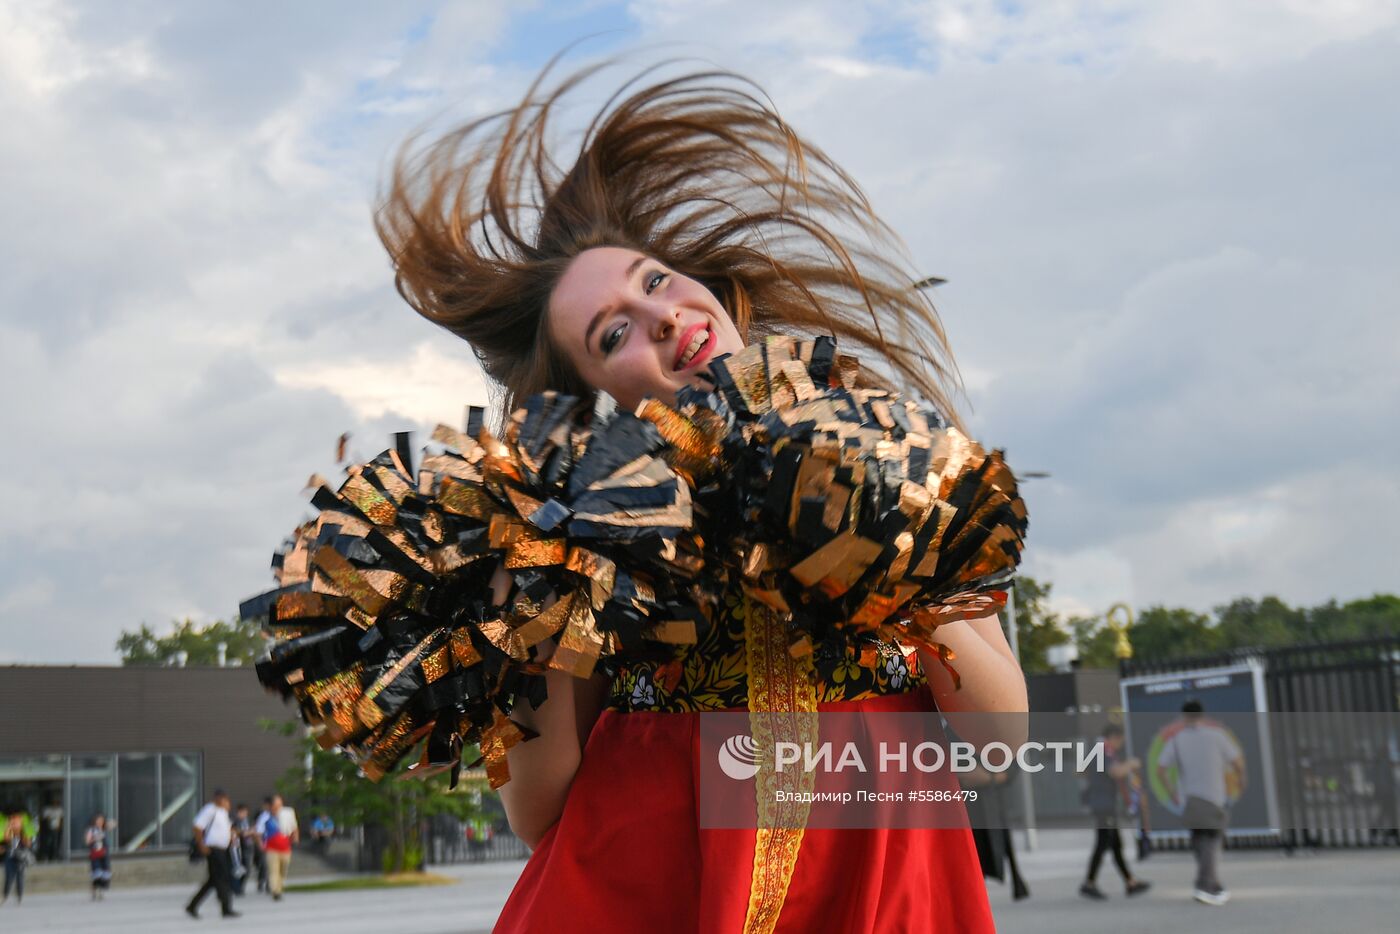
[645,271,668,294]
[601,322,626,354]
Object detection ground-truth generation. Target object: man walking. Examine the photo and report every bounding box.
[187,789,240,919]
[263,794,299,901]
[1159,699,1245,906]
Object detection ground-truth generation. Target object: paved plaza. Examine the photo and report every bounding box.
[0,861,521,934]
[1,833,1396,932]
[991,830,1400,934]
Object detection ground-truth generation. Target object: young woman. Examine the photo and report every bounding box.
[1080,723,1151,901]
[1,809,31,906]
[370,61,1029,933]
[85,813,113,899]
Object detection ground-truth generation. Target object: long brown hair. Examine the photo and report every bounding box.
[376,59,965,428]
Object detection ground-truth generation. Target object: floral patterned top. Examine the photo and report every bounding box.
[605,588,927,712]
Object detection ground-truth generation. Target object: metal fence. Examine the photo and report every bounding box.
[423,813,530,865]
[1122,636,1400,849]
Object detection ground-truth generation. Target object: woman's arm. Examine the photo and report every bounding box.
[917,612,1028,748]
[487,560,609,848]
[497,666,609,849]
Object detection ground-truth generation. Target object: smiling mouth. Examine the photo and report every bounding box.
[675,325,712,371]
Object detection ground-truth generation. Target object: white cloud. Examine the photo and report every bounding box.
[274,341,492,425]
[895,0,1400,68]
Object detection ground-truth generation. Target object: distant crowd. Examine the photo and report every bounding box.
[0,792,335,919]
[186,790,334,919]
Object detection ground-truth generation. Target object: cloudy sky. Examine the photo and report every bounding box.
[2,0,1396,663]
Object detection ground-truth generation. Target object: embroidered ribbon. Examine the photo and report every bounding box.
[742,597,819,934]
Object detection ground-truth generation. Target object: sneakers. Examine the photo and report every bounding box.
[1193,886,1231,906]
[1126,879,1152,897]
[1079,882,1108,900]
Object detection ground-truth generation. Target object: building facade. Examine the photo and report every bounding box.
[0,665,301,860]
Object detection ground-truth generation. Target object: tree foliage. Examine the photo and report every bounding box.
[1063,592,1400,668]
[116,617,266,666]
[1003,576,1071,674]
[265,720,482,873]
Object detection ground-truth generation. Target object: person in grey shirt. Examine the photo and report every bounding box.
[1158,699,1246,906]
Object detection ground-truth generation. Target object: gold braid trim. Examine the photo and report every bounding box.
[743,598,819,934]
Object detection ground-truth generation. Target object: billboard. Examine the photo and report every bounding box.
[1121,661,1280,837]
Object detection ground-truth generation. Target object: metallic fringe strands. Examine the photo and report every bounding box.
[248,336,1028,787]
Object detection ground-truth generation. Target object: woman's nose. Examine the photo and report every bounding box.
[646,303,682,341]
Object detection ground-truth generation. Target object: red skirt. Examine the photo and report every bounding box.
[494,687,995,933]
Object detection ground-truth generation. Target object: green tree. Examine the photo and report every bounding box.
[1005,576,1071,674]
[1068,614,1119,669]
[266,721,482,873]
[116,617,266,666]
[1126,605,1221,660]
[1308,594,1400,642]
[1213,596,1306,650]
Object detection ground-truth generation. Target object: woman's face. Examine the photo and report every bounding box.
[548,246,744,412]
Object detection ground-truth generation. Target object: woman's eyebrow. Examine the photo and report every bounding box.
[584,255,649,350]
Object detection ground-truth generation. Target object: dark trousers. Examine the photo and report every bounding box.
[3,855,23,902]
[188,848,234,915]
[1087,826,1131,883]
[90,852,112,889]
[1190,829,1223,891]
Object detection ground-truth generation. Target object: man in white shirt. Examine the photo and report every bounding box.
[186,789,239,919]
[39,798,63,863]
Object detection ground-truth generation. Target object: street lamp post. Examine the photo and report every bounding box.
[1001,580,1039,851]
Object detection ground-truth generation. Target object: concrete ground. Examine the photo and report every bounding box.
[1,832,1396,932]
[0,861,521,934]
[989,829,1400,934]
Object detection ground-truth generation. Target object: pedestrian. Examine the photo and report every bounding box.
[1080,723,1152,901]
[310,812,335,853]
[262,793,298,901]
[964,764,1030,901]
[84,813,114,899]
[39,796,63,863]
[1159,699,1245,906]
[232,803,256,896]
[186,789,240,919]
[2,808,33,906]
[253,796,273,893]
